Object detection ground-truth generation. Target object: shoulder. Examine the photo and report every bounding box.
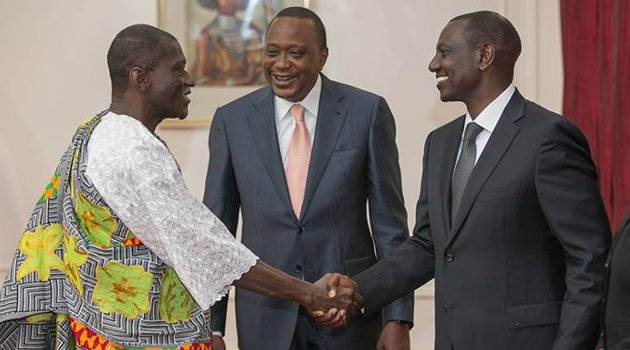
[520,99,584,140]
[323,77,383,104]
[523,100,566,126]
[216,86,271,115]
[89,114,163,161]
[222,86,271,108]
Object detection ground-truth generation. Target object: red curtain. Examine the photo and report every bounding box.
[561,0,630,231]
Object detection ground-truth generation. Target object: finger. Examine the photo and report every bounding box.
[326,274,343,298]
[310,310,325,317]
[311,309,337,324]
[312,307,338,321]
[327,311,347,328]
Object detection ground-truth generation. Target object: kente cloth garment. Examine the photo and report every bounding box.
[0,111,258,349]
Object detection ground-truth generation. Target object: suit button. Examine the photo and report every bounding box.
[445,253,454,262]
[295,265,303,273]
[298,226,306,234]
[443,304,448,311]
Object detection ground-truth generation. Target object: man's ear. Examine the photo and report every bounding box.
[318,47,329,71]
[129,66,151,91]
[477,42,495,71]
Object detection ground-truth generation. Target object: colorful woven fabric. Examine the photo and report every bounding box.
[69,317,211,350]
[0,112,211,349]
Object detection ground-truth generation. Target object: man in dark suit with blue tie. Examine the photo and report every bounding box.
[202,7,413,350]
[320,10,611,350]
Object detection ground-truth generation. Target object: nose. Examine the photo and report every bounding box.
[428,53,439,73]
[185,70,195,87]
[274,53,290,70]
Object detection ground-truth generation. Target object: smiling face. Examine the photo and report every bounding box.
[263,16,328,102]
[428,19,482,103]
[146,40,195,119]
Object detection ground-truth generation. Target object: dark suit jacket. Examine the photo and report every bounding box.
[603,210,630,350]
[354,90,611,350]
[202,75,413,350]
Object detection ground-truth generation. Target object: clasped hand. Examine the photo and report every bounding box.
[307,273,363,328]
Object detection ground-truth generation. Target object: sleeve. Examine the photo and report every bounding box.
[534,118,611,350]
[86,119,258,311]
[356,127,436,315]
[202,108,241,334]
[365,97,414,323]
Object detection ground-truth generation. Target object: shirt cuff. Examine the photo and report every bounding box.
[212,331,223,337]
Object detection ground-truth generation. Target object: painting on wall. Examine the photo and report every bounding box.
[158,0,310,127]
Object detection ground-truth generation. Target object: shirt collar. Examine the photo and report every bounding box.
[274,74,322,121]
[463,84,515,134]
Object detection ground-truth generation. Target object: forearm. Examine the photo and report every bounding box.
[233,260,313,307]
[355,235,434,314]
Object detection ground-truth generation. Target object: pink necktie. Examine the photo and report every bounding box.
[286,104,311,218]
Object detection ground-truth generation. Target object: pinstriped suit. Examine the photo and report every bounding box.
[202,75,413,350]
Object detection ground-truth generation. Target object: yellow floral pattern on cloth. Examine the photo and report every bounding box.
[16,224,66,281]
[159,268,196,323]
[63,231,88,295]
[38,174,61,204]
[92,261,153,319]
[75,189,117,248]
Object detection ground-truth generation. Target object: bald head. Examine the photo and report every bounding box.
[107,24,177,97]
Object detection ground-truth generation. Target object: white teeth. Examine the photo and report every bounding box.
[274,75,294,82]
[437,76,448,82]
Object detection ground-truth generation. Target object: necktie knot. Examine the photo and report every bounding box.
[463,122,483,141]
[290,104,305,123]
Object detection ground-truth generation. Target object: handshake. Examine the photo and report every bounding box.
[306,273,364,328]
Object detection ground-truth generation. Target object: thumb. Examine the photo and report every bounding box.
[326,274,341,298]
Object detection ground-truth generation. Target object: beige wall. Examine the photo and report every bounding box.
[0,1,562,349]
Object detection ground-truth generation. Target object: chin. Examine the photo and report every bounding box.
[439,92,455,102]
[175,107,189,120]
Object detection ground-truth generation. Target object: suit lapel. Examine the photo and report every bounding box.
[447,91,526,246]
[300,76,348,219]
[249,88,296,222]
[439,119,465,232]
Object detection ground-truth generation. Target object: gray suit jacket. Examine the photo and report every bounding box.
[354,90,611,350]
[203,75,413,350]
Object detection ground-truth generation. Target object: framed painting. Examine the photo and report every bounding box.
[157,0,311,128]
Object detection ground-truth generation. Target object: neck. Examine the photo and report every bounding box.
[109,97,161,133]
[465,81,511,119]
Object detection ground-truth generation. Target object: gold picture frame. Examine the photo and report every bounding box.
[157,0,311,129]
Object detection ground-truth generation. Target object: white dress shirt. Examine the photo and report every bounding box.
[275,74,322,169]
[455,84,516,165]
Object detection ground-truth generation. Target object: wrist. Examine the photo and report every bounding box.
[389,319,413,330]
[295,279,315,307]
